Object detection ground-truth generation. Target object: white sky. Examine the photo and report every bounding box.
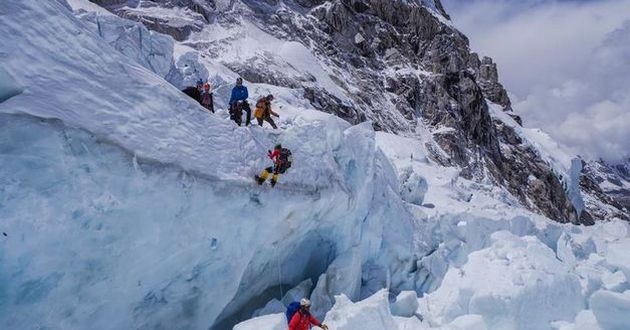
[442,0,630,161]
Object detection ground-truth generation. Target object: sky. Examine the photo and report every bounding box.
[441,0,630,162]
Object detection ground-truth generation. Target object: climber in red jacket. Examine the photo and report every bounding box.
[289,298,328,330]
[255,144,292,187]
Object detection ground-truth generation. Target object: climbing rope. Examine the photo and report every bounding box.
[275,242,284,301]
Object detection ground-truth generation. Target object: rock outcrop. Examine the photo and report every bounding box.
[581,159,630,220]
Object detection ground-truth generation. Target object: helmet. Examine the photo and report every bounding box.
[274,144,282,150]
[236,77,243,85]
[300,298,311,307]
[267,94,274,100]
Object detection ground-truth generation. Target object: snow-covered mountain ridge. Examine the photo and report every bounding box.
[583,159,630,213]
[1,0,630,329]
[86,0,627,223]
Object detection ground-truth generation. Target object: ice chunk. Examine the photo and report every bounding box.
[419,231,584,329]
[78,12,177,80]
[567,158,586,216]
[324,290,398,330]
[605,239,630,280]
[394,316,427,329]
[391,291,419,318]
[590,290,630,330]
[602,271,628,292]
[281,279,314,306]
[553,310,600,330]
[252,299,285,318]
[447,314,487,330]
[399,167,428,206]
[556,232,596,267]
[233,313,286,330]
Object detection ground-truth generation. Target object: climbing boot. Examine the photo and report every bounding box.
[254,175,264,185]
[270,173,280,187]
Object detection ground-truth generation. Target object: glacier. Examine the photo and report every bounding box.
[0,112,418,329]
[1,0,630,329]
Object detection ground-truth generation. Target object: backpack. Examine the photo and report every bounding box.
[285,301,301,324]
[278,148,292,173]
[254,98,267,118]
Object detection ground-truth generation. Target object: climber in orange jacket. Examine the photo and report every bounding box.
[254,94,279,129]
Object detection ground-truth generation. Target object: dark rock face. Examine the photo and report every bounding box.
[90,0,211,41]
[469,54,521,123]
[581,159,630,220]
[90,0,135,7]
[92,0,617,224]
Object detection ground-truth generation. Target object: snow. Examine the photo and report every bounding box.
[391,291,420,318]
[233,313,286,330]
[322,291,398,330]
[76,11,178,81]
[553,310,600,330]
[2,1,630,330]
[192,20,352,102]
[66,0,115,16]
[446,314,488,330]
[590,290,630,330]
[119,5,205,29]
[0,67,23,104]
[418,0,454,27]
[488,101,587,216]
[602,271,627,292]
[419,231,584,328]
[605,239,630,279]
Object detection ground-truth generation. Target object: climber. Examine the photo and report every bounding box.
[254,94,279,129]
[229,77,251,126]
[201,82,214,113]
[182,86,202,105]
[196,78,204,92]
[287,298,328,330]
[254,144,292,187]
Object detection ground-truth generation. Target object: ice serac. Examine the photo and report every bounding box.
[418,231,585,329]
[0,113,420,330]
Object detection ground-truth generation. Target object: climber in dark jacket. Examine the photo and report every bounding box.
[201,82,214,113]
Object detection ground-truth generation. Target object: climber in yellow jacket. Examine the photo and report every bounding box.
[254,94,279,129]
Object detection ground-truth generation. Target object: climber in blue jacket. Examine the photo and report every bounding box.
[228,77,251,126]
